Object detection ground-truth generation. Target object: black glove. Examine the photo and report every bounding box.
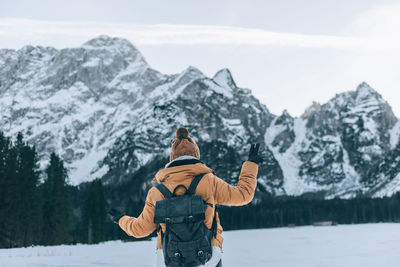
[248,143,264,164]
[108,207,124,225]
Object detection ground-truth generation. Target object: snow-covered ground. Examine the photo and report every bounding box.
[1,223,398,267]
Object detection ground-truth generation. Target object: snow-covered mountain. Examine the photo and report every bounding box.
[266,83,399,198]
[1,35,399,198]
[0,35,170,183]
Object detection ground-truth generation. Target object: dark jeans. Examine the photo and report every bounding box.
[215,260,222,267]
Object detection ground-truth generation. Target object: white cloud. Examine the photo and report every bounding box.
[348,3,400,49]
[0,18,364,49]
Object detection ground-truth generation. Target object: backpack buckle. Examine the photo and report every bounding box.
[174,252,181,258]
[197,250,207,265]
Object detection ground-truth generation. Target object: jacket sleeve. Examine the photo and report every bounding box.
[118,187,158,238]
[213,161,258,206]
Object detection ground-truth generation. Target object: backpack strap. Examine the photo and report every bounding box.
[155,183,173,199]
[155,183,171,251]
[211,205,218,238]
[187,173,206,195]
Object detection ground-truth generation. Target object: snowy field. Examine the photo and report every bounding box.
[0,223,398,267]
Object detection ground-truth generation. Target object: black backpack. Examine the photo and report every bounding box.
[154,173,218,267]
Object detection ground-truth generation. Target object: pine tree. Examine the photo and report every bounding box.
[41,152,70,245]
[12,132,24,246]
[15,133,41,246]
[0,132,12,247]
[82,179,106,244]
[1,135,18,247]
[0,132,42,247]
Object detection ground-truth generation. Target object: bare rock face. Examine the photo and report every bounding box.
[1,36,400,199]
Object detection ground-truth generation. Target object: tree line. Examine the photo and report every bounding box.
[0,131,109,248]
[1,131,400,248]
[218,193,400,231]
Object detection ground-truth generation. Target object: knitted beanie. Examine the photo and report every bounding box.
[170,127,200,161]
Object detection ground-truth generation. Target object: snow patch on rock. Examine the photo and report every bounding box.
[389,120,400,149]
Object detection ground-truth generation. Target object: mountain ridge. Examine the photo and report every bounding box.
[1,35,399,199]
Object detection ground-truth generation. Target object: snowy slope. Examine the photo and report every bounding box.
[389,120,400,149]
[1,224,399,267]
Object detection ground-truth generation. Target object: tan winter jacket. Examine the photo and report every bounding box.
[118,158,258,249]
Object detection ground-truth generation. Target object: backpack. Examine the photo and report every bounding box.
[154,173,218,267]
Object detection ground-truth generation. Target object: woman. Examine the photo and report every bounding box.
[109,127,263,267]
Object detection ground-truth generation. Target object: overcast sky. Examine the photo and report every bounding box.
[1,0,400,117]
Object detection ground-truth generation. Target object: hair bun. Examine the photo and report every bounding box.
[176,127,189,139]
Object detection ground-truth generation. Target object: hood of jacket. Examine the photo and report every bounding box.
[153,156,215,183]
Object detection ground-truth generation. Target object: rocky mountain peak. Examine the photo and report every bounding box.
[181,66,205,79]
[275,109,293,125]
[354,82,382,104]
[301,101,321,118]
[348,82,397,129]
[83,35,134,50]
[18,44,57,55]
[213,68,236,89]
[80,35,148,66]
[315,82,394,125]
